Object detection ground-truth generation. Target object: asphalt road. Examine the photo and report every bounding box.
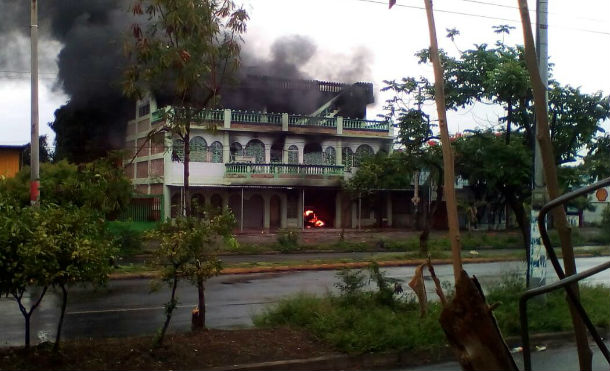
[1,257,609,347]
[399,342,610,371]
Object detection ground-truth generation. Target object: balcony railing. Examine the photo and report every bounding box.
[151,108,390,133]
[225,163,344,177]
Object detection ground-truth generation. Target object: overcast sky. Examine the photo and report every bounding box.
[1,0,609,146]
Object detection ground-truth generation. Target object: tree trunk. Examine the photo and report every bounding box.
[424,0,462,280]
[419,180,443,255]
[156,275,179,347]
[192,279,206,330]
[440,271,519,371]
[517,2,592,369]
[184,115,191,217]
[505,192,530,253]
[53,285,68,352]
[14,286,48,350]
[422,2,519,369]
[506,101,512,145]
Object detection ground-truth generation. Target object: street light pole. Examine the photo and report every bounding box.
[528,0,548,288]
[30,0,40,206]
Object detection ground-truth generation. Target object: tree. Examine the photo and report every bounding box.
[583,134,610,181]
[149,209,236,345]
[0,156,132,220]
[0,197,116,350]
[23,135,53,165]
[43,207,116,351]
[0,200,51,349]
[454,131,532,247]
[123,0,248,217]
[379,79,445,253]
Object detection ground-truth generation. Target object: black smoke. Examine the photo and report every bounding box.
[0,2,374,162]
[1,0,132,163]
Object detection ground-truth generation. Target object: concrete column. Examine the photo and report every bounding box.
[163,185,171,220]
[335,192,342,229]
[282,113,289,131]
[264,143,271,163]
[337,116,343,135]
[222,132,230,164]
[223,109,231,129]
[263,193,271,230]
[280,193,287,228]
[351,200,358,229]
[386,192,393,227]
[298,188,304,229]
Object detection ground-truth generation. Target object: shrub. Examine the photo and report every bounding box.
[106,221,144,257]
[276,230,300,253]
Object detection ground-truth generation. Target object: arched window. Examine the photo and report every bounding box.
[172,138,184,162]
[342,147,354,170]
[324,146,336,165]
[245,139,265,163]
[191,193,205,219]
[210,141,223,163]
[354,144,374,167]
[303,143,323,165]
[287,145,299,164]
[190,136,208,162]
[230,142,243,162]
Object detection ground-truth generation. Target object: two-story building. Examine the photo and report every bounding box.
[124,76,402,230]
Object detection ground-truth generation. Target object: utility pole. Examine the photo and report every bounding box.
[30,0,40,206]
[527,0,548,288]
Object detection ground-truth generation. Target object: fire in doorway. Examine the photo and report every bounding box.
[304,208,325,228]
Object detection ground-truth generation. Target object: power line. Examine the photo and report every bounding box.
[459,0,609,25]
[354,0,610,36]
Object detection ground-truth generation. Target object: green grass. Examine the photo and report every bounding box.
[253,293,446,354]
[254,273,610,354]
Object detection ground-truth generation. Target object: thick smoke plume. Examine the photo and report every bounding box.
[0,1,373,161]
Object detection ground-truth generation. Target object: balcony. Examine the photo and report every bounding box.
[151,108,391,135]
[225,163,344,178]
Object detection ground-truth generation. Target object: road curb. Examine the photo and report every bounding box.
[109,256,523,280]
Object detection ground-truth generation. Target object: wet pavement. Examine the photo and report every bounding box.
[1,257,609,347]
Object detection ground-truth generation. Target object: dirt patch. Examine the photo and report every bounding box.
[0,328,336,370]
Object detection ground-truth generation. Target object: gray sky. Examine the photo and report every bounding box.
[1,0,609,146]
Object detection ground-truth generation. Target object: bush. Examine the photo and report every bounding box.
[106,221,144,257]
[276,230,300,253]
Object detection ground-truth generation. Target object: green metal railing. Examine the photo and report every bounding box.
[153,107,390,133]
[232,110,282,125]
[120,194,164,222]
[225,162,344,177]
[343,118,389,131]
[288,115,337,128]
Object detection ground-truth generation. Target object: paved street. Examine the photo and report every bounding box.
[399,342,610,371]
[1,257,609,348]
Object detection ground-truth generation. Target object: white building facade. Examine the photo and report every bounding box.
[124,79,402,230]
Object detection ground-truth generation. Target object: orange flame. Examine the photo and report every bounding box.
[304,209,325,228]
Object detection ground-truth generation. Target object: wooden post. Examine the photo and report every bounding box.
[423,0,462,281]
[517,1,592,368]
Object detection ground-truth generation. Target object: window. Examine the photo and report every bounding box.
[303,143,323,165]
[172,138,184,162]
[287,145,299,164]
[245,139,265,163]
[342,147,354,170]
[210,141,223,163]
[138,103,150,117]
[324,146,336,165]
[354,144,374,167]
[190,136,208,162]
[230,142,243,161]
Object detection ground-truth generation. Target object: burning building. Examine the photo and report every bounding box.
[124,75,395,229]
